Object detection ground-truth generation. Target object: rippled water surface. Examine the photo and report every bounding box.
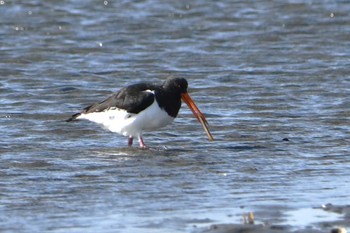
[1,1,350,232]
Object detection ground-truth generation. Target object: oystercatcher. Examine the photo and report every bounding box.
[66,77,213,148]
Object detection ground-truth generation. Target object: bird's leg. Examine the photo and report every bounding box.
[138,136,147,149]
[128,136,133,147]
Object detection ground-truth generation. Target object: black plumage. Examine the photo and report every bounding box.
[66,78,188,122]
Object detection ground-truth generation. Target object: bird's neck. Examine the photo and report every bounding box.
[155,89,182,118]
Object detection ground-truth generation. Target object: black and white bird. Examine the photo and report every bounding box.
[66,77,213,148]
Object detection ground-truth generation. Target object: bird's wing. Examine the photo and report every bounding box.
[66,83,157,122]
[83,83,157,114]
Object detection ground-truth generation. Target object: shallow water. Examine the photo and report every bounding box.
[1,1,350,232]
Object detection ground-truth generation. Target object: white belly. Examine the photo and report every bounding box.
[77,101,174,137]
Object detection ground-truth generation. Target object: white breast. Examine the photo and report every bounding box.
[77,101,174,137]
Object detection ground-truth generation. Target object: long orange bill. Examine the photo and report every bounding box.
[181,92,214,141]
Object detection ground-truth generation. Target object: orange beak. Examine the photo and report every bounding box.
[181,92,214,141]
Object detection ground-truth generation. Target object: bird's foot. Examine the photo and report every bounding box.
[128,136,133,147]
[138,136,148,149]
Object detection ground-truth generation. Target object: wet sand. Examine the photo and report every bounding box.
[195,204,349,233]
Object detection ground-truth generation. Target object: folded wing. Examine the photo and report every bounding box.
[66,83,157,122]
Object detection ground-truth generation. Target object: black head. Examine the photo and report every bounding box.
[163,77,188,94]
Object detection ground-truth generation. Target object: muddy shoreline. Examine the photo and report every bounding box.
[194,204,349,233]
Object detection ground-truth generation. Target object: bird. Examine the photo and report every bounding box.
[66,77,214,148]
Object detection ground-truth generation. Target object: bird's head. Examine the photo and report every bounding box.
[163,77,214,141]
[163,77,188,94]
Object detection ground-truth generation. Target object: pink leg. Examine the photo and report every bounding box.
[138,136,147,149]
[128,136,133,147]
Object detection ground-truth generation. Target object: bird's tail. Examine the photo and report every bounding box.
[66,113,81,122]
